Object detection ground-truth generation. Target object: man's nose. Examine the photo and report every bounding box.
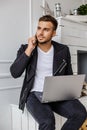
[39,29,44,35]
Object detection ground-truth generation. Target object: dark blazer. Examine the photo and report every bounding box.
[10,40,73,111]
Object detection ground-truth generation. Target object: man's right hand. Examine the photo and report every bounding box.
[25,36,37,56]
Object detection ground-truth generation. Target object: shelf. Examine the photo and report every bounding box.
[65,15,87,23]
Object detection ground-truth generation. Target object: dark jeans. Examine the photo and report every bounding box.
[26,92,87,130]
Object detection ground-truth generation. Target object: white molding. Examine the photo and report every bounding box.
[0,85,21,91]
[29,0,32,36]
[0,60,13,64]
[0,73,24,79]
[0,73,12,79]
[67,44,87,48]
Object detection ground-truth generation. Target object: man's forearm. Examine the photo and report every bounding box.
[10,52,30,78]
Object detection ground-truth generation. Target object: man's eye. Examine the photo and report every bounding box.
[37,27,41,30]
[44,28,49,31]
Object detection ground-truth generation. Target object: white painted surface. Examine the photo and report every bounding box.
[0,0,29,61]
[0,0,30,130]
[11,105,38,130]
[32,0,43,35]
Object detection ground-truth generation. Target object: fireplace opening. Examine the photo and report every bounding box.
[77,50,87,83]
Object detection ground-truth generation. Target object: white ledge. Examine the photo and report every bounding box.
[0,85,21,91]
[0,73,24,79]
[0,73,12,79]
[56,16,87,26]
[0,60,13,64]
[65,15,87,22]
[62,15,87,26]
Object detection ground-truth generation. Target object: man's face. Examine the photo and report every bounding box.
[36,21,56,44]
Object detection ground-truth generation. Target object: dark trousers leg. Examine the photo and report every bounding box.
[26,92,55,130]
[50,99,87,130]
[26,92,87,130]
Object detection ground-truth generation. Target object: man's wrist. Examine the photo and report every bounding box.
[25,48,33,56]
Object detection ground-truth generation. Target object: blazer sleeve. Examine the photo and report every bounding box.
[10,44,30,78]
[65,47,73,75]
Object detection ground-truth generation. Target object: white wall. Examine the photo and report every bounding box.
[31,0,44,35]
[0,0,30,61]
[0,0,83,130]
[0,0,30,130]
[32,0,82,34]
[43,0,82,16]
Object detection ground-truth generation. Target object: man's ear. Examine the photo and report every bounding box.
[52,30,56,37]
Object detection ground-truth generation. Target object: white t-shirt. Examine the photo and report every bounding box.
[31,45,54,92]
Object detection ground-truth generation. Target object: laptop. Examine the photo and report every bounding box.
[34,74,85,103]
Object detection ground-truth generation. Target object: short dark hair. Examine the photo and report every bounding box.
[39,15,58,30]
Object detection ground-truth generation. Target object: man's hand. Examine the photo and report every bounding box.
[25,36,37,56]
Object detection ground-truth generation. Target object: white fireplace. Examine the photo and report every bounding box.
[77,50,87,82]
[55,17,87,82]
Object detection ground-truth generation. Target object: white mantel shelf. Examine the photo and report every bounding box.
[56,15,87,26]
[64,15,87,25]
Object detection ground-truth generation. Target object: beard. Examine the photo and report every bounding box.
[37,37,52,45]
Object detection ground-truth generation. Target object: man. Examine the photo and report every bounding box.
[10,15,86,130]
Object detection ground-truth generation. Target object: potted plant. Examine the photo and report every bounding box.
[77,4,87,15]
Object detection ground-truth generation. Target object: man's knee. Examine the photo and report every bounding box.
[72,106,87,120]
[39,117,55,130]
[79,108,87,121]
[77,106,86,118]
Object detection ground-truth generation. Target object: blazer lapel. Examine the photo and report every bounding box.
[26,47,38,82]
[52,42,66,76]
[31,47,38,70]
